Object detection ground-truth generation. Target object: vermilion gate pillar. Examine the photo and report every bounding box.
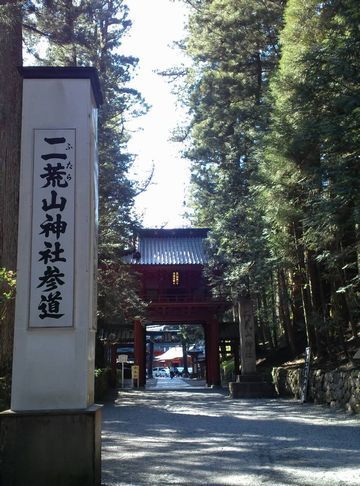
[206,319,220,386]
[134,320,146,387]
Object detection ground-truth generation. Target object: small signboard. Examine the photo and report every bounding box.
[301,347,311,403]
[131,365,139,379]
[118,355,128,389]
[132,365,140,389]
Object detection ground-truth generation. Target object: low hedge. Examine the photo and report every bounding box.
[94,368,112,401]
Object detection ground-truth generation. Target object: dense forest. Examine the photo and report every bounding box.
[0,0,359,402]
[178,0,359,363]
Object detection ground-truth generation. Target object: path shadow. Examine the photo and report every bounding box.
[101,389,360,486]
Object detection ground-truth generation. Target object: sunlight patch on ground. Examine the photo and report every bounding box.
[272,465,360,486]
[271,436,297,443]
[162,404,220,417]
[102,390,360,486]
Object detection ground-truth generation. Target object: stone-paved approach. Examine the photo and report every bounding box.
[101,380,360,486]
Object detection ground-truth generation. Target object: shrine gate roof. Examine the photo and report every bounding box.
[127,228,209,265]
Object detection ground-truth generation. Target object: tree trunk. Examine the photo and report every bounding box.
[330,282,352,362]
[261,289,274,350]
[63,0,78,66]
[0,3,22,385]
[182,340,189,375]
[338,199,359,339]
[270,271,278,348]
[254,51,262,106]
[256,293,267,347]
[232,339,240,376]
[305,250,327,355]
[278,269,297,357]
[288,268,305,334]
[292,223,318,353]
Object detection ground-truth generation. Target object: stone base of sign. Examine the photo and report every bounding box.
[229,374,275,399]
[0,405,101,486]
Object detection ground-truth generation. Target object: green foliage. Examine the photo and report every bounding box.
[94,367,111,400]
[0,268,16,323]
[97,262,147,326]
[260,0,359,328]
[180,0,359,359]
[23,0,148,325]
[180,0,284,299]
[178,325,203,345]
[221,357,235,382]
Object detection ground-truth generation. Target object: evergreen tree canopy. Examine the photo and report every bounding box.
[23,0,149,325]
[179,0,359,359]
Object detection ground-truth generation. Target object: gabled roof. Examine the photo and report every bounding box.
[154,346,183,361]
[127,228,209,265]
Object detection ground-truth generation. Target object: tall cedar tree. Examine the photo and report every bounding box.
[180,0,290,352]
[182,0,359,359]
[259,0,359,356]
[23,1,147,323]
[0,2,22,385]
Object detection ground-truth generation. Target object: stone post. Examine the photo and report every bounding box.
[238,296,257,375]
[0,67,102,486]
[232,338,240,377]
[229,296,274,399]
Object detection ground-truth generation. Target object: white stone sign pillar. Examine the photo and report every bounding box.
[12,67,101,411]
[0,67,102,486]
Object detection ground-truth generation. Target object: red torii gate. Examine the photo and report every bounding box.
[127,228,228,387]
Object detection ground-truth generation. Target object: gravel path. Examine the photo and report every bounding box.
[101,380,360,486]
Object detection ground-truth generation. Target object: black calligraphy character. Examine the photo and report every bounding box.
[40,163,68,188]
[38,291,64,319]
[39,241,66,264]
[40,213,67,240]
[44,137,66,145]
[66,162,73,169]
[37,266,65,291]
[42,190,66,212]
[41,153,67,161]
[65,143,73,150]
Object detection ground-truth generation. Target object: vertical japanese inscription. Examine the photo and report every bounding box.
[29,129,75,327]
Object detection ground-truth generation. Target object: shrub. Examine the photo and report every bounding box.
[0,267,16,322]
[94,368,111,401]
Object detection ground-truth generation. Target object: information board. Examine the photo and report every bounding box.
[132,365,139,379]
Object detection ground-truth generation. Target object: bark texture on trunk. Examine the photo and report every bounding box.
[0,3,22,377]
